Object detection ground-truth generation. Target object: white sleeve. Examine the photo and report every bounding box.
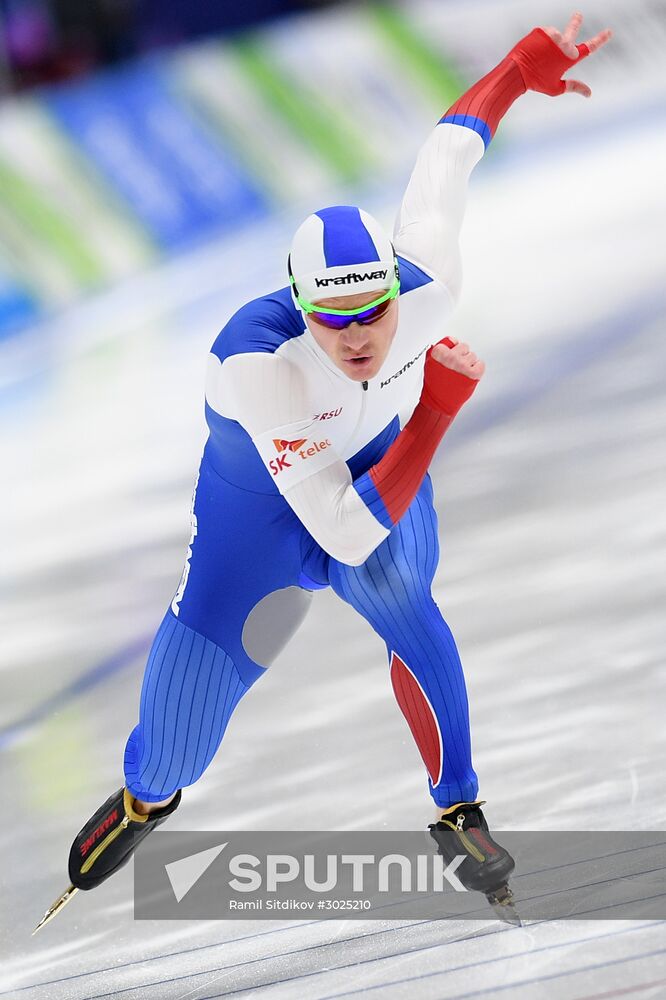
[207,351,390,566]
[394,124,485,303]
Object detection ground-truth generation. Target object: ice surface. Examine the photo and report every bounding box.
[2,42,666,1000]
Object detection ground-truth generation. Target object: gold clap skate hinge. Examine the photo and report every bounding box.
[80,813,130,874]
[456,827,486,863]
[441,812,486,863]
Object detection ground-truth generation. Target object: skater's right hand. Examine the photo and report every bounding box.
[420,337,484,417]
[508,13,612,99]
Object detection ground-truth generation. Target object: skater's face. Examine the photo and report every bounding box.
[305,290,399,382]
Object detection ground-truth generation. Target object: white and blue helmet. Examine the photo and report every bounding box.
[288,205,398,304]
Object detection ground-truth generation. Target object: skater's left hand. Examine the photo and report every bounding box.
[419,336,484,417]
[429,337,485,380]
[509,12,613,99]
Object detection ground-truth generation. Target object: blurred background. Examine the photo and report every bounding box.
[0,0,340,91]
[1,0,665,996]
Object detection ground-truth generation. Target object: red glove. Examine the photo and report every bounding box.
[420,337,481,417]
[507,27,590,97]
[440,14,611,139]
[362,337,482,527]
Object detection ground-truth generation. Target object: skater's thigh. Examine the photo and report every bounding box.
[172,458,313,668]
[328,474,441,620]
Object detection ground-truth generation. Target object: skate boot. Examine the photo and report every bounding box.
[428,800,520,924]
[34,786,181,933]
[69,785,182,890]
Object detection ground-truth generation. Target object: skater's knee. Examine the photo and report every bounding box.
[241,586,311,668]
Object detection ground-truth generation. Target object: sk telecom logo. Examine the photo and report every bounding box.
[270,438,308,476]
[273,438,308,453]
[268,437,332,477]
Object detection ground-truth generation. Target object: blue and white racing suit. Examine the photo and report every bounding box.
[123,108,493,808]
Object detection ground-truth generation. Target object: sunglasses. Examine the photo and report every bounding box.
[292,278,400,331]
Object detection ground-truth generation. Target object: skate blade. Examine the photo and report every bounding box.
[486,884,522,927]
[32,884,79,935]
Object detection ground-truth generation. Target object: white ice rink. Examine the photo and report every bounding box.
[2,42,666,1000]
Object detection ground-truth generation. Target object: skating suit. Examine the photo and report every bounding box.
[123,60,521,807]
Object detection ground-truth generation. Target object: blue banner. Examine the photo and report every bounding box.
[0,269,39,338]
[44,60,266,250]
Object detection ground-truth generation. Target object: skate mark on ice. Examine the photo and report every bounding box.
[186,924,664,1000]
[313,931,666,1000]
[72,922,660,1000]
[63,922,465,1000]
[575,975,666,999]
[0,920,315,995]
[439,946,666,1000]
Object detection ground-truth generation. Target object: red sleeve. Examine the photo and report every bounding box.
[439,28,588,146]
[354,346,479,528]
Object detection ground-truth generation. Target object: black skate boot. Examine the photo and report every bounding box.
[34,786,181,933]
[69,785,182,890]
[428,800,520,925]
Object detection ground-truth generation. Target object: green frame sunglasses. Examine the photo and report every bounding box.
[288,256,400,330]
[292,276,400,317]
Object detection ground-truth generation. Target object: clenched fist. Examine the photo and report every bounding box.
[420,336,484,418]
[430,336,485,379]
